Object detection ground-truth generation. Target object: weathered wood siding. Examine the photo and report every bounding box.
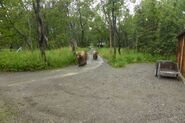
[177,35,185,77]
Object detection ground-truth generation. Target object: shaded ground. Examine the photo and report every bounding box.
[0,54,185,123]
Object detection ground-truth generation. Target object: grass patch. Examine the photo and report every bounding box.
[98,48,176,68]
[0,48,78,72]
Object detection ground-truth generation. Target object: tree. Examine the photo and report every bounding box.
[133,0,185,55]
[100,0,113,53]
[32,0,48,61]
[100,0,124,57]
[0,0,184,57]
[0,0,34,49]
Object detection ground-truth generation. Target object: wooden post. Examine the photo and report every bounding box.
[180,36,185,72]
[178,41,181,66]
[109,18,112,54]
[182,36,185,75]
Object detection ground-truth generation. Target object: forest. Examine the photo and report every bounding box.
[0,0,185,70]
[1,0,185,122]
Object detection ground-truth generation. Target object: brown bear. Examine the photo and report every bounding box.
[93,50,98,60]
[76,51,88,66]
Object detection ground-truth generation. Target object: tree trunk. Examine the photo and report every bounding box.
[33,0,47,62]
[76,0,85,47]
[118,36,121,55]
[100,0,112,53]
[135,31,138,51]
[112,0,116,59]
[116,28,121,55]
[27,18,33,51]
[109,17,113,54]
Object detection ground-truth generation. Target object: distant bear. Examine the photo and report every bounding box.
[93,51,98,60]
[76,51,88,66]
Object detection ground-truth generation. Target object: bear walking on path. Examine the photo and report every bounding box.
[76,51,88,66]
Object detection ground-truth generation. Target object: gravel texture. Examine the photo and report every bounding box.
[0,54,185,123]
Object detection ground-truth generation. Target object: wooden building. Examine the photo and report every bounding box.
[177,30,185,77]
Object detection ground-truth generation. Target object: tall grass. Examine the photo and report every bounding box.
[0,48,76,72]
[98,48,176,68]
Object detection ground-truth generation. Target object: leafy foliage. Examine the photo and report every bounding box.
[0,0,185,67]
[125,0,185,54]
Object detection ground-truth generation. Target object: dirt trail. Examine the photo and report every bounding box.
[0,53,103,87]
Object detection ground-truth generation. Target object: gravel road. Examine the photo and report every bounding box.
[0,54,185,123]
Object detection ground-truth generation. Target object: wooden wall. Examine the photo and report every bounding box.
[177,35,185,77]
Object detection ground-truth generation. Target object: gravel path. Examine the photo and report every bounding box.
[0,54,185,123]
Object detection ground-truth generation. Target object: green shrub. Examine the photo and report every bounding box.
[0,48,76,72]
[98,48,175,68]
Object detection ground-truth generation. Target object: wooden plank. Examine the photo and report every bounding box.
[180,73,185,84]
[180,36,185,72]
[177,41,181,66]
[182,36,185,76]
